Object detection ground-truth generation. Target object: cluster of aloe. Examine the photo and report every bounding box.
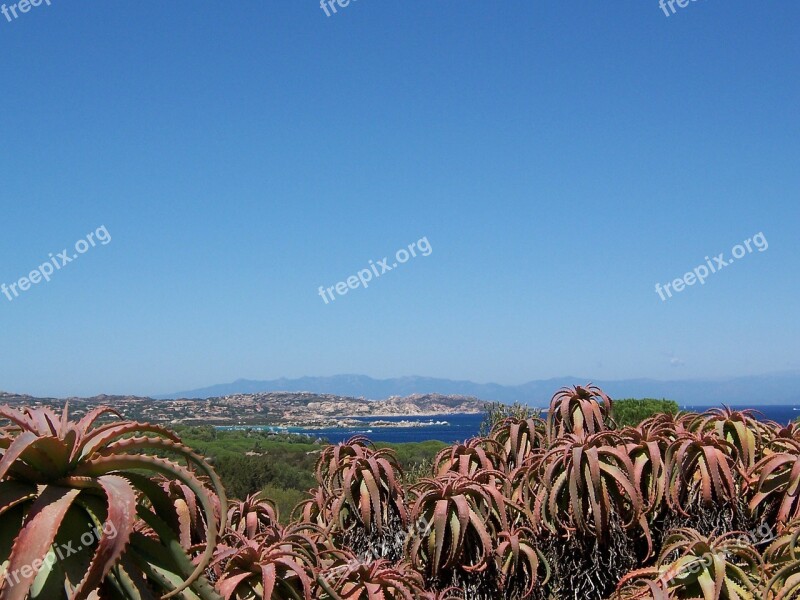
[4,386,800,599]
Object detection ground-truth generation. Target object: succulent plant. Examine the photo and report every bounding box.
[0,404,225,600]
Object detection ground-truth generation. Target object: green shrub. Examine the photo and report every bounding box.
[612,398,679,427]
[260,484,308,523]
[480,402,541,436]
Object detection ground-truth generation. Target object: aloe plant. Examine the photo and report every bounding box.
[690,407,764,469]
[434,438,504,478]
[614,528,764,599]
[489,417,546,470]
[317,556,425,600]
[665,432,747,534]
[495,525,549,599]
[213,531,317,600]
[406,472,512,589]
[315,436,374,492]
[227,493,279,539]
[0,404,225,600]
[620,426,668,517]
[546,384,613,440]
[535,431,644,539]
[748,438,800,529]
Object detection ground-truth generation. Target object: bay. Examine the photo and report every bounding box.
[220,405,800,445]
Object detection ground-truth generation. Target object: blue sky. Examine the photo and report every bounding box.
[0,1,798,397]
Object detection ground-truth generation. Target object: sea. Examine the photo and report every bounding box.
[226,405,800,445]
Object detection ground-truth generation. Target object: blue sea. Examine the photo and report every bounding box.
[233,405,800,445]
[291,413,485,445]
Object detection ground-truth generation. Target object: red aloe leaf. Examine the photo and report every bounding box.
[217,571,252,600]
[0,486,81,600]
[0,432,39,481]
[70,475,136,600]
[0,481,36,518]
[74,407,121,441]
[78,454,222,598]
[77,422,179,463]
[0,406,37,432]
[432,499,449,573]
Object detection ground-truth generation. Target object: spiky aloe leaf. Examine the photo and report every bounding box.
[534,431,646,541]
[546,384,613,440]
[614,528,763,600]
[317,556,425,600]
[748,438,800,529]
[489,418,546,470]
[227,492,279,540]
[665,432,743,515]
[0,404,226,600]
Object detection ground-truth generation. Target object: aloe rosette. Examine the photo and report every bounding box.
[690,407,765,470]
[433,437,504,478]
[614,528,764,600]
[665,432,743,514]
[0,404,225,600]
[748,438,800,530]
[621,426,668,516]
[212,531,318,600]
[227,492,279,539]
[489,417,546,470]
[317,556,425,600]
[406,472,506,580]
[546,384,614,440]
[535,431,645,540]
[495,525,550,599]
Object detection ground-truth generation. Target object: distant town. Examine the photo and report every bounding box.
[0,390,486,428]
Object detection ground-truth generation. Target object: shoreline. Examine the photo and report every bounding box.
[211,412,485,430]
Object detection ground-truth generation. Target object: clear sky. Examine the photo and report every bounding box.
[1,1,798,397]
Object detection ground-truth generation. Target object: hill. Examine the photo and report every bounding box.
[158,371,800,406]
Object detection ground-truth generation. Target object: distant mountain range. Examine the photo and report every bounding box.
[158,372,800,406]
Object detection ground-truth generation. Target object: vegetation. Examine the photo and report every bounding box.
[1,387,796,598]
[481,397,679,431]
[0,405,224,599]
[612,398,680,427]
[174,425,445,520]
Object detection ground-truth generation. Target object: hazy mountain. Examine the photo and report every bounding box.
[158,372,800,406]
